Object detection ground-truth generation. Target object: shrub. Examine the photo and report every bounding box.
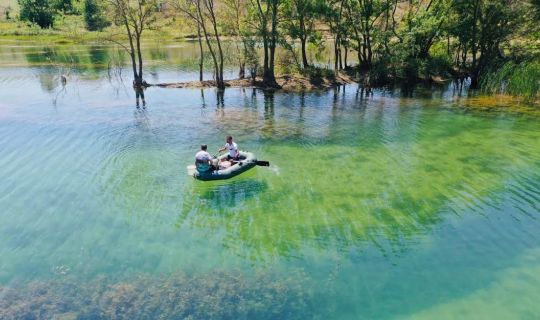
[83,0,109,31]
[18,0,56,28]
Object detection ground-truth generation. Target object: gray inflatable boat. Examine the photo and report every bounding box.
[190,151,266,181]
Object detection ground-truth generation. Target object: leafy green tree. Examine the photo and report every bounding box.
[84,0,110,31]
[281,0,328,68]
[53,0,73,13]
[250,0,281,87]
[449,0,522,88]
[343,0,390,69]
[324,0,347,71]
[18,0,56,28]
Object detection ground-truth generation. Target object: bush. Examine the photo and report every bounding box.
[53,0,73,13]
[83,0,109,31]
[18,0,56,28]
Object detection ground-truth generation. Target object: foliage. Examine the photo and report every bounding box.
[52,0,74,13]
[18,0,56,28]
[481,60,540,100]
[84,0,109,31]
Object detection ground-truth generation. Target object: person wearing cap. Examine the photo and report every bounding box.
[194,144,214,172]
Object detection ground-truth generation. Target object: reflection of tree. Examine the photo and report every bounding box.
[261,91,275,138]
[37,71,58,93]
[88,46,108,72]
[135,87,146,108]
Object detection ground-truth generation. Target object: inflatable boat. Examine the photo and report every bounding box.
[187,151,269,181]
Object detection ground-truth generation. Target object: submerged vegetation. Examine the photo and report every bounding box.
[1,0,539,95]
[0,271,314,319]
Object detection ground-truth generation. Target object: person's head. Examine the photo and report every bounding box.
[226,136,233,143]
[201,144,207,151]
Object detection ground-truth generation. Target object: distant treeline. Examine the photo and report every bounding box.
[13,0,540,98]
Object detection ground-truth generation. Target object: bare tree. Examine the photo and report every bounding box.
[250,0,281,88]
[175,0,225,89]
[107,0,157,88]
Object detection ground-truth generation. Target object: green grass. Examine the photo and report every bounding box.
[0,12,193,43]
[481,60,540,102]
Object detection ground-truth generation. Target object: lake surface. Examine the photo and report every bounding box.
[0,41,539,319]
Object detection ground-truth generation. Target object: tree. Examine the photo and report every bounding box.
[18,0,56,28]
[53,0,73,13]
[325,0,347,71]
[223,0,252,79]
[175,0,226,89]
[250,0,281,87]
[282,0,328,68]
[450,0,521,88]
[84,0,110,31]
[108,0,157,87]
[343,0,390,69]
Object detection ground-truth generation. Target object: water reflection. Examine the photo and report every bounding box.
[135,87,146,108]
[173,89,540,261]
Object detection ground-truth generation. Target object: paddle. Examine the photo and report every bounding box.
[256,160,270,166]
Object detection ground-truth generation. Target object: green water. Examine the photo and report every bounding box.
[0,42,539,319]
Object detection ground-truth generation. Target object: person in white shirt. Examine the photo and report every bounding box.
[218,136,240,160]
[195,144,214,172]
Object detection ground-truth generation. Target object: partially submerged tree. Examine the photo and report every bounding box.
[449,0,521,88]
[107,0,157,88]
[175,0,226,89]
[250,0,281,87]
[281,0,328,69]
[223,0,253,79]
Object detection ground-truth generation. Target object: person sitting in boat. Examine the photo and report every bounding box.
[218,136,240,161]
[195,144,214,173]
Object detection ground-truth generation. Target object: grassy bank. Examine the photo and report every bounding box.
[481,60,540,102]
[0,14,190,44]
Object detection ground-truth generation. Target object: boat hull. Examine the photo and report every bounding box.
[192,151,257,181]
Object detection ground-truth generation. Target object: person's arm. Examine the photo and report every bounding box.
[218,144,227,153]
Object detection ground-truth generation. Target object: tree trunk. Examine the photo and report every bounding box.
[300,19,309,68]
[196,1,220,89]
[301,35,309,68]
[269,0,278,84]
[135,31,144,86]
[197,24,204,81]
[207,0,224,89]
[334,35,340,72]
[262,33,270,80]
[264,0,279,87]
[343,44,348,68]
[123,19,140,87]
[239,62,245,79]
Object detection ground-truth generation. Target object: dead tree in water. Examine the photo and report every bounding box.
[108,0,157,88]
[176,0,226,89]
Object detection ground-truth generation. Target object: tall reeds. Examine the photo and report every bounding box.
[481,61,540,101]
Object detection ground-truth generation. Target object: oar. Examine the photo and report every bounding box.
[256,160,270,166]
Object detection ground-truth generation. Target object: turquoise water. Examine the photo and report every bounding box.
[0,42,540,319]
